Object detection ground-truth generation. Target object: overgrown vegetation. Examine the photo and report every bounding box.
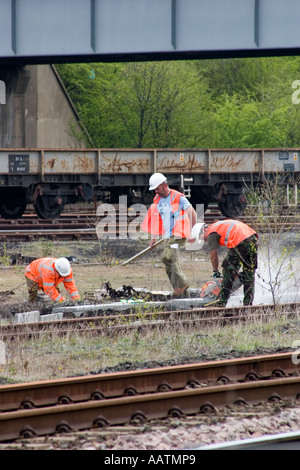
[57,56,300,149]
[1,315,299,383]
[244,175,300,305]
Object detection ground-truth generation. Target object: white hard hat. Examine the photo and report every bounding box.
[191,223,207,242]
[149,173,167,190]
[55,257,71,276]
[185,222,207,251]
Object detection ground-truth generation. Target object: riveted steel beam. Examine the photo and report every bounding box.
[0,0,300,65]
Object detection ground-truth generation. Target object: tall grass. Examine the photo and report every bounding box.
[1,314,299,383]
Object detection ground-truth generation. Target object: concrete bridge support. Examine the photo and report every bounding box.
[0,65,90,149]
[0,67,30,148]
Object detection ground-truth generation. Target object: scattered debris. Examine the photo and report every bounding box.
[9,253,36,266]
[8,254,78,266]
[83,282,172,303]
[0,290,15,299]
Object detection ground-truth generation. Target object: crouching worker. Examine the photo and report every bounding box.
[202,220,258,307]
[25,257,80,303]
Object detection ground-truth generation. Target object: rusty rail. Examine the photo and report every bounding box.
[1,302,300,341]
[0,352,300,441]
[0,208,299,241]
[0,351,298,412]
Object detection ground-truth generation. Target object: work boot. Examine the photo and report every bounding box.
[173,285,189,298]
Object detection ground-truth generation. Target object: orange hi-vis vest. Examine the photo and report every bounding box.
[141,189,191,238]
[206,220,257,249]
[25,257,80,302]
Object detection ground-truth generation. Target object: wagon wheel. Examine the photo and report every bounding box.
[218,193,247,218]
[0,201,27,219]
[33,194,65,219]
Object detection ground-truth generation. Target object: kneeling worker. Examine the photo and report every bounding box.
[25,257,80,303]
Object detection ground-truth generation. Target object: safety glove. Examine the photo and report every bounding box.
[212,270,222,279]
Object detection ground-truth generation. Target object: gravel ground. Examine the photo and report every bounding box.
[1,403,300,450]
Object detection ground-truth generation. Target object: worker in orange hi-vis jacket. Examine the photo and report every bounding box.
[202,220,258,307]
[25,257,80,302]
[142,173,197,299]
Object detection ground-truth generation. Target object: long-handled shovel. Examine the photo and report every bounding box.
[122,238,164,266]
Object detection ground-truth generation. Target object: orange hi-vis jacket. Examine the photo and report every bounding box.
[141,189,191,238]
[25,257,80,302]
[206,220,257,249]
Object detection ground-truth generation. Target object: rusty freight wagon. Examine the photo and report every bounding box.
[0,148,299,219]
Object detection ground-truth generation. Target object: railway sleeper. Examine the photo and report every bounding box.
[20,398,36,410]
[168,405,185,418]
[57,394,73,405]
[93,415,110,428]
[19,425,38,439]
[56,420,74,434]
[129,411,147,425]
[199,401,218,413]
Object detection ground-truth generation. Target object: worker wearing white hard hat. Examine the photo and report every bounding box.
[25,257,80,303]
[142,173,197,298]
[190,222,207,245]
[55,257,71,276]
[149,173,167,191]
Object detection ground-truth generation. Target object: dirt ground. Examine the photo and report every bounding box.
[1,233,300,319]
[0,239,213,318]
[1,238,300,451]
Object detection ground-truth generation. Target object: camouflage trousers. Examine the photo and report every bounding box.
[25,277,60,302]
[161,237,189,291]
[25,278,39,302]
[220,235,258,306]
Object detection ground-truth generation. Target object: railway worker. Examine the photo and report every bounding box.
[199,220,258,306]
[24,257,80,303]
[141,172,197,298]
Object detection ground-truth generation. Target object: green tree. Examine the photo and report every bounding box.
[57,61,211,148]
[57,56,300,149]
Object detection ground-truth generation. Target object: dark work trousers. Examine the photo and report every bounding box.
[220,235,258,306]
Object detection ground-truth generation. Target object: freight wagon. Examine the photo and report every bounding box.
[0,148,299,219]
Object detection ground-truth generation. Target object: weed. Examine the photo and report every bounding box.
[0,244,10,266]
[1,313,299,383]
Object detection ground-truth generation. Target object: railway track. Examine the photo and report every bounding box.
[0,206,299,241]
[198,429,300,450]
[1,302,300,341]
[0,208,299,446]
[0,212,98,242]
[0,351,299,442]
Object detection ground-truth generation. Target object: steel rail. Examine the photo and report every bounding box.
[0,303,300,341]
[1,302,300,340]
[0,209,299,241]
[1,373,300,442]
[0,313,298,341]
[0,352,298,412]
[197,430,300,450]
